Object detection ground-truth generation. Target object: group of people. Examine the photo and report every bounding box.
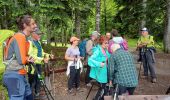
[65,28,157,100]
[1,14,157,100]
[2,15,53,100]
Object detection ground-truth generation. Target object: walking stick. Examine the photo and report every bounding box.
[31,63,54,100]
[138,61,142,80]
[113,84,119,100]
[166,86,170,94]
[86,83,94,100]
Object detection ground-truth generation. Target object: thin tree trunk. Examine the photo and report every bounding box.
[164,0,170,53]
[65,28,67,46]
[75,9,81,38]
[3,6,8,29]
[14,0,18,7]
[96,0,101,33]
[140,0,147,29]
[104,0,107,33]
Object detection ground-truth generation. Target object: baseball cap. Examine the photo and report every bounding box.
[70,36,80,42]
[33,27,44,35]
[141,27,148,32]
[91,31,100,36]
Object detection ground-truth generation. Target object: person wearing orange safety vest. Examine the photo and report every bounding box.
[2,15,37,100]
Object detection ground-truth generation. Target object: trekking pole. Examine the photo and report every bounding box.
[113,84,119,100]
[166,86,170,94]
[31,63,54,100]
[86,83,94,100]
[138,62,142,80]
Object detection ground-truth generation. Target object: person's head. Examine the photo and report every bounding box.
[98,35,109,49]
[31,27,43,41]
[111,29,119,37]
[70,36,80,46]
[140,27,148,37]
[111,44,121,53]
[16,15,37,36]
[91,31,100,41]
[106,32,111,40]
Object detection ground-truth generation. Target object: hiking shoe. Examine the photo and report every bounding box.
[151,78,157,83]
[76,87,80,91]
[86,83,92,87]
[67,89,73,94]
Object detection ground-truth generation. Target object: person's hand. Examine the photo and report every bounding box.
[44,58,49,63]
[79,57,84,60]
[49,54,54,59]
[100,62,105,67]
[27,56,35,63]
[109,80,112,86]
[74,57,78,61]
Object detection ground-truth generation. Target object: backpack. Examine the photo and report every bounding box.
[0,30,15,67]
[78,39,88,57]
[120,39,128,51]
[108,39,128,54]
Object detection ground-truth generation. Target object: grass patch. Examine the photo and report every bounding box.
[127,38,163,52]
[127,38,138,48]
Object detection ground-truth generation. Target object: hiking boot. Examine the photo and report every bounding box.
[151,78,157,83]
[67,89,73,94]
[76,87,80,91]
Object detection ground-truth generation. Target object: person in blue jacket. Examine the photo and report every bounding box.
[88,35,110,100]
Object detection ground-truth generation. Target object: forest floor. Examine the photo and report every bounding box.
[46,50,170,100]
[1,48,170,100]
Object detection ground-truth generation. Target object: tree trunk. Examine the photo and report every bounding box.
[75,9,81,38]
[140,0,147,29]
[14,0,18,7]
[164,0,170,53]
[3,6,8,29]
[96,0,101,33]
[104,0,107,33]
[65,28,68,46]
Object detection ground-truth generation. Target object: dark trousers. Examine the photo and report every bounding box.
[85,65,92,84]
[142,50,156,78]
[68,66,80,90]
[28,74,35,90]
[94,83,107,100]
[34,64,42,94]
[118,85,135,95]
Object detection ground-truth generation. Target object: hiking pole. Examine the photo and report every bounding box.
[113,84,119,100]
[138,62,142,80]
[39,77,54,100]
[86,83,94,100]
[166,86,170,94]
[30,63,54,100]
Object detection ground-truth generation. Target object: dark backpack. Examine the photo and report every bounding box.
[78,39,88,57]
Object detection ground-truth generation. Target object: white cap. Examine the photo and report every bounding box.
[141,27,148,31]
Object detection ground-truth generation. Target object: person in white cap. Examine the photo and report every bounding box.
[137,27,157,83]
[109,43,138,95]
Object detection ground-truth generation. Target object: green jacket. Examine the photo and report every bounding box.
[28,40,49,64]
[137,35,155,47]
[88,45,110,83]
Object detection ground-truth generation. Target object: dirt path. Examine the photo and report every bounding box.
[48,52,170,100]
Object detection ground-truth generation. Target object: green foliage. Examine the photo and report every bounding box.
[0,0,166,47]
